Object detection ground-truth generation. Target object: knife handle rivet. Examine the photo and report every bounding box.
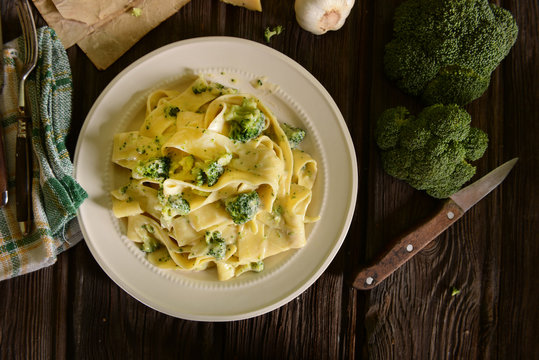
[366,277,374,285]
[447,211,455,220]
[406,244,413,252]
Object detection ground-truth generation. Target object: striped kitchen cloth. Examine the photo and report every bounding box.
[0,27,87,281]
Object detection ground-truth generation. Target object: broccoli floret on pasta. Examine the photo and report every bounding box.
[235,261,265,276]
[280,122,306,148]
[205,231,226,260]
[164,105,180,118]
[163,194,190,217]
[133,156,171,181]
[225,98,265,143]
[191,153,232,187]
[192,79,208,94]
[224,191,261,224]
[140,224,160,253]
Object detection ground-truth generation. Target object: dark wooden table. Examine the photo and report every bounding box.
[1,0,537,358]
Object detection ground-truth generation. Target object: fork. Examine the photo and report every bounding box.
[15,0,38,235]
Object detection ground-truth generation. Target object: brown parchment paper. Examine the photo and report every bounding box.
[32,0,190,70]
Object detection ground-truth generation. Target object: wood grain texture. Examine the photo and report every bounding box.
[0,0,537,358]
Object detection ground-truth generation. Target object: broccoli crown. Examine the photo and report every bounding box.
[205,231,226,260]
[281,123,306,149]
[384,0,518,105]
[375,104,488,198]
[264,25,283,43]
[133,156,171,180]
[225,98,265,143]
[225,191,261,224]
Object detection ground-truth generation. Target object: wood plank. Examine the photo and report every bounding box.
[360,0,525,358]
[495,0,539,357]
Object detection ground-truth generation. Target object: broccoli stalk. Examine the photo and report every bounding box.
[224,191,261,224]
[384,0,518,105]
[224,98,265,143]
[280,123,306,149]
[375,104,488,198]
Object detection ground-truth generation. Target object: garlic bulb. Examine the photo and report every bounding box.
[294,0,355,35]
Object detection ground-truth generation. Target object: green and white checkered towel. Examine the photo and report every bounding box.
[0,27,87,281]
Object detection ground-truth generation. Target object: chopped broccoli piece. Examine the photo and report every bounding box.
[451,287,461,296]
[225,191,261,224]
[250,261,264,272]
[264,25,283,43]
[164,106,180,118]
[192,81,208,94]
[205,231,226,260]
[190,153,232,187]
[160,191,190,222]
[167,194,190,215]
[280,123,306,149]
[236,261,265,276]
[204,161,224,187]
[384,0,518,105]
[224,98,265,143]
[133,157,171,181]
[192,167,205,186]
[140,225,160,252]
[375,104,488,198]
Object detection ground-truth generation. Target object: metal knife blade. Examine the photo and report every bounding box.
[352,158,519,290]
[450,158,518,212]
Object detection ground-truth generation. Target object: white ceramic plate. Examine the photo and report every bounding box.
[74,37,357,321]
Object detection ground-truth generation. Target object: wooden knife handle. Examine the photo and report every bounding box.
[0,124,8,207]
[15,115,32,235]
[352,200,464,290]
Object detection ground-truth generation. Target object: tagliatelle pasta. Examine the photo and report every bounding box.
[111,76,318,280]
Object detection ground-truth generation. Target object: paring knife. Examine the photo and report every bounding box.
[0,10,8,207]
[352,158,518,290]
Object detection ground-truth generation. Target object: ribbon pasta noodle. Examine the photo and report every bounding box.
[111,76,318,281]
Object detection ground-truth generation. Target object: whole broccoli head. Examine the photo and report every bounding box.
[384,0,518,105]
[281,123,306,149]
[224,191,261,224]
[225,98,265,143]
[375,104,488,198]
